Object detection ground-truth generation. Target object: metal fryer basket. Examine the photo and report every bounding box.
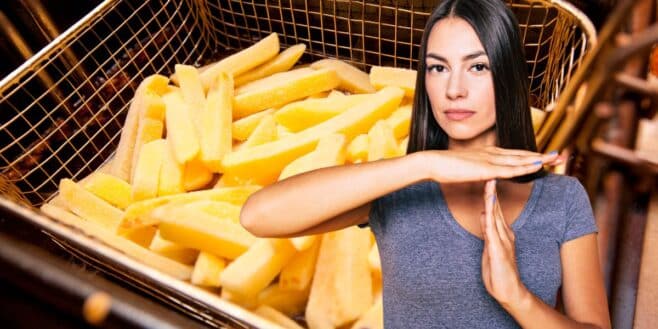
[0,0,596,327]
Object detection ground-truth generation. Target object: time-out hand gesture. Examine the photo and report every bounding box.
[480,179,529,308]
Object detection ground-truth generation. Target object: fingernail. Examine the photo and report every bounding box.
[548,150,558,155]
[533,160,543,166]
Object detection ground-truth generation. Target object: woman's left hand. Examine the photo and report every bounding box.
[480,179,529,308]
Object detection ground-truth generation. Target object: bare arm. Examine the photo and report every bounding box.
[240,146,559,238]
[480,180,609,329]
[240,152,428,237]
[503,234,610,329]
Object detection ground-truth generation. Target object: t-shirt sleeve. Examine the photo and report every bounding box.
[561,177,598,244]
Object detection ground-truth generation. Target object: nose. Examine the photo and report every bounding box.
[446,71,467,100]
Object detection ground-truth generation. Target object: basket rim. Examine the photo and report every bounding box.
[0,196,285,329]
[0,0,116,95]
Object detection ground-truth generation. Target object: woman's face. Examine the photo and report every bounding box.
[425,17,496,141]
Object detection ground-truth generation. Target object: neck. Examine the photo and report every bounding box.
[447,126,496,151]
[443,126,497,193]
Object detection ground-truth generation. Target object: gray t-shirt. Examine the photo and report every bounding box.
[362,173,598,328]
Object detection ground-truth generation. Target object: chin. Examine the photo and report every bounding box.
[442,123,496,142]
[443,126,486,140]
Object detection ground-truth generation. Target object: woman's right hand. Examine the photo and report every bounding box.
[421,146,562,183]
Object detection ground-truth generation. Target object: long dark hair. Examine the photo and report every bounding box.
[407,0,546,183]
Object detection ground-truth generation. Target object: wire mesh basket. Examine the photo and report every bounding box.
[0,0,596,327]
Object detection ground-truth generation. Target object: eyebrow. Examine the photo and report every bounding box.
[426,51,487,62]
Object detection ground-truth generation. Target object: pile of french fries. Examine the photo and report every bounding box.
[41,32,426,329]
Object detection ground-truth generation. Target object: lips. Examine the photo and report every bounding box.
[444,109,475,121]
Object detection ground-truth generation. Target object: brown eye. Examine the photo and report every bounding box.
[471,63,489,72]
[427,64,446,73]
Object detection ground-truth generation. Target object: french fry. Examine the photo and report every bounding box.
[232,109,276,141]
[372,271,383,302]
[157,206,257,260]
[279,133,346,181]
[183,200,241,223]
[182,158,215,191]
[158,138,185,196]
[213,172,257,188]
[369,66,417,98]
[130,117,165,183]
[81,172,132,209]
[121,185,260,229]
[175,64,206,112]
[398,136,409,157]
[235,43,306,87]
[220,239,297,298]
[279,238,320,292]
[258,284,309,318]
[233,68,340,119]
[347,133,369,163]
[221,87,404,185]
[368,243,381,275]
[276,125,294,139]
[306,91,331,99]
[243,113,277,148]
[254,305,305,329]
[310,58,376,94]
[149,230,199,265]
[199,72,233,172]
[327,90,345,98]
[305,227,372,328]
[200,32,280,91]
[312,133,347,166]
[132,139,165,201]
[385,104,412,139]
[350,295,383,329]
[41,204,192,280]
[111,74,169,181]
[221,289,258,310]
[129,92,166,180]
[163,91,200,164]
[274,94,371,132]
[237,68,314,95]
[531,106,547,133]
[120,226,157,248]
[290,235,318,252]
[367,120,399,161]
[191,252,227,287]
[59,178,124,232]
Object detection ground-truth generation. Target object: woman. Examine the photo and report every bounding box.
[240,0,610,327]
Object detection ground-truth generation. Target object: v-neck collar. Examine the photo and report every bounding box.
[430,177,545,243]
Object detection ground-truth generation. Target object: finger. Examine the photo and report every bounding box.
[485,146,541,156]
[480,211,487,241]
[545,155,566,166]
[493,162,544,179]
[489,146,560,159]
[486,146,559,159]
[481,245,491,289]
[484,180,500,244]
[486,154,545,167]
[489,183,513,248]
[494,207,513,249]
[497,201,516,243]
[488,153,561,167]
[504,219,515,243]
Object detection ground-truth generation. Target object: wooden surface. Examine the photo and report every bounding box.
[633,193,658,329]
